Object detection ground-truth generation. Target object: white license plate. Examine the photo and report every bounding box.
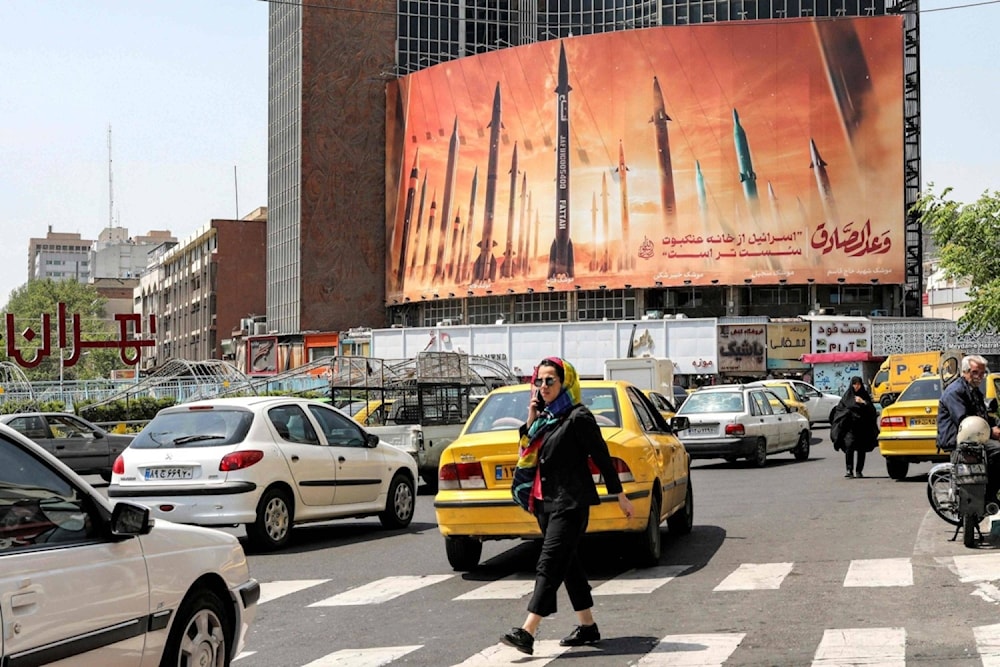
[689,426,716,436]
[144,467,194,480]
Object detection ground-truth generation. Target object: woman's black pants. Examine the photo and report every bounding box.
[845,447,866,473]
[527,505,592,617]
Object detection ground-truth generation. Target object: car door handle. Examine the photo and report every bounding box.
[11,591,38,610]
[290,455,300,462]
[338,456,346,462]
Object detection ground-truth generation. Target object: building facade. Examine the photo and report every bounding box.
[28,228,94,283]
[92,228,176,280]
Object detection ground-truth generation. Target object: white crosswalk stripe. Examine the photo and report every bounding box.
[975,623,1000,666]
[843,558,913,587]
[593,564,692,596]
[301,645,423,666]
[636,633,745,666]
[453,574,535,600]
[451,640,569,666]
[812,628,906,666]
[258,579,330,605]
[309,574,454,606]
[713,562,793,591]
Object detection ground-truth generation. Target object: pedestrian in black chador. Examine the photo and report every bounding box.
[830,376,879,478]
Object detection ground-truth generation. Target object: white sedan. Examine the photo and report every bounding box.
[785,380,842,424]
[109,396,418,551]
[0,423,258,666]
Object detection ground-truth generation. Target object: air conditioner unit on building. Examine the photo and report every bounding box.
[253,322,268,335]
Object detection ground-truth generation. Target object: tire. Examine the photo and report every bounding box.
[793,431,811,461]
[635,494,662,567]
[445,536,483,571]
[964,512,978,548]
[99,471,112,483]
[246,487,293,552]
[927,465,960,526]
[886,458,909,481]
[159,589,231,667]
[880,394,895,408]
[749,439,767,468]
[667,479,694,536]
[379,473,415,529]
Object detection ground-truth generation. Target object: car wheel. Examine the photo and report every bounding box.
[99,471,112,483]
[445,536,483,571]
[749,439,767,467]
[635,494,662,567]
[886,458,909,480]
[793,431,811,461]
[880,394,895,408]
[667,479,693,536]
[379,473,415,529]
[159,589,231,667]
[246,487,293,552]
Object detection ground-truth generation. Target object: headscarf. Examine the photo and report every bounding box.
[840,375,872,406]
[527,357,580,439]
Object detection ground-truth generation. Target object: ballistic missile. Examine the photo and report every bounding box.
[600,172,611,273]
[472,83,502,283]
[816,21,874,148]
[615,140,633,271]
[500,142,519,278]
[458,167,478,284]
[515,171,528,275]
[524,191,534,276]
[767,181,782,227]
[420,192,437,282]
[407,172,427,278]
[695,160,708,235]
[548,42,574,279]
[809,138,839,224]
[589,192,598,271]
[651,76,677,232]
[395,149,419,291]
[733,108,760,221]
[447,208,462,281]
[434,117,460,282]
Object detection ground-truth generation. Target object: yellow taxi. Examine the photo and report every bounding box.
[747,381,811,423]
[337,399,395,426]
[877,375,945,480]
[643,389,679,421]
[434,380,693,571]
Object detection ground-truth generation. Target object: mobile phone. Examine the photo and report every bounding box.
[533,390,545,410]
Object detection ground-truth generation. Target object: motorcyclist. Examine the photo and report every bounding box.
[938,355,1000,498]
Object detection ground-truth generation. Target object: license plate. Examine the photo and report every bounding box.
[689,426,716,436]
[909,417,935,427]
[144,467,194,480]
[495,464,516,481]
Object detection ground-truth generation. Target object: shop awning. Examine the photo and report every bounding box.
[800,352,881,364]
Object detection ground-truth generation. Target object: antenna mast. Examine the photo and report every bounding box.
[108,124,115,228]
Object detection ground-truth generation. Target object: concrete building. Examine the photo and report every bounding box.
[28,228,93,283]
[92,228,176,280]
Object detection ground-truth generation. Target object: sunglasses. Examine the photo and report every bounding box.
[533,377,558,387]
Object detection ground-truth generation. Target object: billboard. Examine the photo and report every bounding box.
[386,18,904,302]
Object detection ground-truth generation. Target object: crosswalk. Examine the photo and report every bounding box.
[235,553,1000,666]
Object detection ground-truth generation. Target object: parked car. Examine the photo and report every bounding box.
[434,380,693,571]
[643,389,679,420]
[0,411,134,481]
[108,396,418,551]
[672,384,811,466]
[782,380,842,424]
[0,422,258,665]
[746,381,811,422]
[877,375,946,480]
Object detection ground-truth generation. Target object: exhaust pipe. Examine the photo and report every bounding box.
[986,502,999,516]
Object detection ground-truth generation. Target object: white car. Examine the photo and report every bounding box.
[784,380,842,424]
[0,422,258,666]
[109,396,419,551]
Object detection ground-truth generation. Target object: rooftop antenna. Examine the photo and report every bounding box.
[108,124,115,228]
[234,165,240,219]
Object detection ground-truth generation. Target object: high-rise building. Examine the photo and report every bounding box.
[28,227,94,283]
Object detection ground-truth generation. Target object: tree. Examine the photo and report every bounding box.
[1,279,126,381]
[914,186,1000,333]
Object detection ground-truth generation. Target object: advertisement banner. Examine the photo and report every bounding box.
[766,322,811,370]
[385,18,905,302]
[809,318,871,354]
[718,325,766,375]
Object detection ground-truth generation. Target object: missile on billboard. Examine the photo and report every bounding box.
[733,108,760,221]
[408,172,428,279]
[695,159,708,234]
[515,171,528,276]
[500,142,519,278]
[397,150,419,287]
[434,117,460,282]
[809,138,839,224]
[524,190,534,276]
[589,192,598,271]
[548,42,574,279]
[767,181,782,227]
[458,166,478,284]
[650,76,677,232]
[472,83,503,283]
[421,192,437,282]
[447,208,462,281]
[614,140,633,271]
[600,171,611,273]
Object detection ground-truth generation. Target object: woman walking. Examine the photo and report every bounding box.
[501,357,634,655]
[830,376,879,478]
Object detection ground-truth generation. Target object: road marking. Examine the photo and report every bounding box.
[258,579,330,605]
[843,558,913,587]
[310,574,454,606]
[714,562,792,590]
[452,640,568,665]
[975,624,1000,665]
[302,645,422,666]
[811,628,905,666]
[233,651,255,661]
[914,508,950,556]
[454,574,535,600]
[593,564,692,595]
[952,553,1000,582]
[636,633,745,665]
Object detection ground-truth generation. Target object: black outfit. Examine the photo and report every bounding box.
[830,380,879,476]
[519,403,623,617]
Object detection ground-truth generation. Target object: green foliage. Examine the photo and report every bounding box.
[0,399,66,414]
[1,279,132,381]
[75,396,176,423]
[914,186,1000,333]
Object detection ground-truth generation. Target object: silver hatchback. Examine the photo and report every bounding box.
[672,384,811,467]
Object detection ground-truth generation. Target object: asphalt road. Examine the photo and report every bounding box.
[90,431,1000,665]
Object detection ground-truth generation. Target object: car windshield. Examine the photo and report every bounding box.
[897,378,942,402]
[130,409,253,449]
[677,391,745,414]
[465,387,621,433]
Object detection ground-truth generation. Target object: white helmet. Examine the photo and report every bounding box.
[958,416,991,444]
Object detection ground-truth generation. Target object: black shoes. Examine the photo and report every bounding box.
[845,471,854,478]
[855,471,864,478]
[560,623,601,647]
[501,628,534,655]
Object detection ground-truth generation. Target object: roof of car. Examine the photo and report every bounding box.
[159,396,330,411]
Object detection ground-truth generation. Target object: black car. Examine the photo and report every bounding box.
[0,412,133,481]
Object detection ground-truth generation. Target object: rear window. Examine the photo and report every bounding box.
[898,378,942,402]
[678,391,745,414]
[130,409,253,449]
[465,387,621,434]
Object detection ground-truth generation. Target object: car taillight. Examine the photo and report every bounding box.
[439,462,486,489]
[588,457,634,484]
[880,416,905,428]
[725,423,745,436]
[219,450,264,471]
[112,455,124,475]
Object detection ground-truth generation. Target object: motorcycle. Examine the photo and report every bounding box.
[927,416,996,548]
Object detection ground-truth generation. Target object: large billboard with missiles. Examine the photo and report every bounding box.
[385,17,904,303]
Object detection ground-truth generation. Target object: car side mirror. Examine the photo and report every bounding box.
[111,502,154,537]
[365,432,381,448]
[670,416,689,432]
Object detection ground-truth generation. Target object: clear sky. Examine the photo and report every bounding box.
[2,0,997,306]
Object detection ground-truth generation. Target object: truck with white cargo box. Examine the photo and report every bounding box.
[604,357,686,408]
